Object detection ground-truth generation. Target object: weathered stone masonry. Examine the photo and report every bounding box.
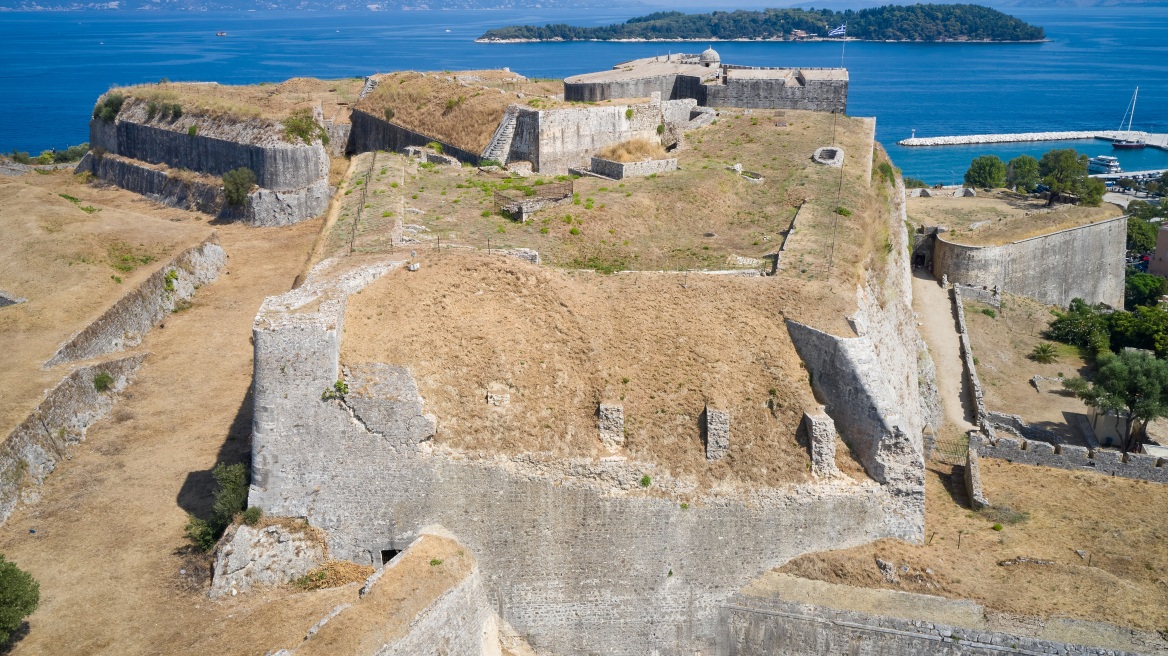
[248,259,928,655]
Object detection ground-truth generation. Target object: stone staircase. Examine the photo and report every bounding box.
[481,105,519,165]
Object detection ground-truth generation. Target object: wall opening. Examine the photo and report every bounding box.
[381,548,401,565]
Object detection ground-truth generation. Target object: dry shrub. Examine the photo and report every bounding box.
[293,560,374,591]
[596,138,668,163]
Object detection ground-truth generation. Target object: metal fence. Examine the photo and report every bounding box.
[492,181,574,219]
[931,431,970,466]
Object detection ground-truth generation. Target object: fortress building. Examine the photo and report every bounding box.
[564,50,849,114]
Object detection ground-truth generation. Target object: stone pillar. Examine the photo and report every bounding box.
[803,406,839,479]
[705,406,730,461]
[598,403,624,451]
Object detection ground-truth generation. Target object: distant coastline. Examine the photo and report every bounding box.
[476,36,1048,44]
[479,6,1046,44]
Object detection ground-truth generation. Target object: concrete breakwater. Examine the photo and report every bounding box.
[898,130,1140,147]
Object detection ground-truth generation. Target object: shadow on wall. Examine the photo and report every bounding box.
[175,385,254,520]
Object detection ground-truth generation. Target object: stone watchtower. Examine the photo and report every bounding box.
[699,46,721,68]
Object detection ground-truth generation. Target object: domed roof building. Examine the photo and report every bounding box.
[699,46,721,67]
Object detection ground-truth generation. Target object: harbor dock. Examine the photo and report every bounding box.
[898,130,1168,149]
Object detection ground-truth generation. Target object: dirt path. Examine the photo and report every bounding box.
[0,217,358,656]
[911,270,976,431]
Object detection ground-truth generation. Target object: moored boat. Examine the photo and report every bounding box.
[1112,87,1146,150]
[1088,155,1121,174]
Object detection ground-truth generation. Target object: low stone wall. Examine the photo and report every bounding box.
[347,109,480,164]
[964,441,990,509]
[952,286,988,425]
[956,283,1001,308]
[47,235,226,366]
[717,594,1150,656]
[979,434,1168,484]
[210,522,326,598]
[589,156,677,180]
[0,353,146,526]
[933,217,1126,308]
[985,411,1065,445]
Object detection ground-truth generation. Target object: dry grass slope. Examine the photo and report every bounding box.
[117,77,365,124]
[907,191,1122,246]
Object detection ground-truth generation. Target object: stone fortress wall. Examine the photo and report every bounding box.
[564,54,848,114]
[508,100,665,174]
[82,107,331,227]
[932,216,1126,308]
[246,178,936,654]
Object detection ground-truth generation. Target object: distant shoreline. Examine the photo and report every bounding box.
[475,37,1049,44]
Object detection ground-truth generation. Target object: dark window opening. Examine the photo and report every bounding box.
[380,549,401,565]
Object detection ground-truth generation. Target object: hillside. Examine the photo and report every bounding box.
[479,5,1046,42]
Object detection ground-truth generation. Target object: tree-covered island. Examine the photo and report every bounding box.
[478,5,1045,43]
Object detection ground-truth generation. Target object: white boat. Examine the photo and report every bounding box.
[1088,155,1122,174]
[1112,87,1146,150]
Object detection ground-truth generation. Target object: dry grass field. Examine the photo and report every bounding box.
[323,108,879,300]
[779,458,1168,634]
[907,191,1122,246]
[342,251,874,489]
[963,293,1093,444]
[118,77,365,123]
[0,169,212,439]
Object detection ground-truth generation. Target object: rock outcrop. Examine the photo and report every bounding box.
[210,521,326,598]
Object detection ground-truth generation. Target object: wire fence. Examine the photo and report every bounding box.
[931,431,970,466]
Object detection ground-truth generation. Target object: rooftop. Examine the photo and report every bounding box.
[565,55,848,85]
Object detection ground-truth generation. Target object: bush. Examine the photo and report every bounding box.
[242,506,262,526]
[184,462,249,551]
[282,108,328,145]
[321,379,348,401]
[188,125,198,137]
[625,108,635,120]
[222,167,256,206]
[383,107,395,122]
[835,206,852,217]
[92,93,125,122]
[639,474,651,487]
[1030,343,1058,364]
[7,151,32,164]
[981,308,996,318]
[876,161,896,185]
[426,141,443,154]
[903,176,928,189]
[656,123,665,135]
[93,372,114,392]
[0,554,40,645]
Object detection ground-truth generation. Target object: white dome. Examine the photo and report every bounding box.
[699,47,721,65]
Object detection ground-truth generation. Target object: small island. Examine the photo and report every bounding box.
[478,5,1045,43]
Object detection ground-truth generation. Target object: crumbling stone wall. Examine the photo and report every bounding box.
[0,353,146,526]
[933,217,1126,308]
[47,235,226,366]
[247,260,918,656]
[979,434,1168,484]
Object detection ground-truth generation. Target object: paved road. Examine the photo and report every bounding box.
[912,270,977,432]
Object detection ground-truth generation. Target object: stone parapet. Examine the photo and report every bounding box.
[979,434,1168,484]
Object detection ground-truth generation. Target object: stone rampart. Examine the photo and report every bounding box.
[347,109,481,164]
[247,259,920,655]
[589,156,677,180]
[0,353,146,526]
[510,102,664,174]
[47,235,226,366]
[92,117,328,191]
[706,75,848,113]
[933,217,1126,308]
[717,594,1153,656]
[979,434,1168,484]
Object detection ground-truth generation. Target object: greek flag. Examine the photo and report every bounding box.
[828,24,846,37]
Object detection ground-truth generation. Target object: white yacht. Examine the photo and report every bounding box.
[1088,155,1121,174]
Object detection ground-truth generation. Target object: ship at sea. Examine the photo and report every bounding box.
[1112,87,1146,150]
[1088,154,1122,174]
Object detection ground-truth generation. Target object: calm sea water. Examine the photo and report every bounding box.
[1,6,1166,182]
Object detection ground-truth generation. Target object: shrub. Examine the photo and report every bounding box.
[656,123,665,135]
[625,108,635,120]
[0,554,40,645]
[383,107,395,122]
[188,125,198,137]
[991,523,1003,531]
[876,161,896,185]
[321,379,348,401]
[168,103,182,119]
[185,462,249,551]
[222,167,257,206]
[835,206,852,217]
[1030,343,1058,364]
[426,141,443,154]
[146,100,159,120]
[429,558,444,566]
[903,176,928,188]
[242,506,262,526]
[639,475,651,487]
[981,308,996,318]
[7,151,32,164]
[93,372,114,392]
[282,108,328,145]
[92,93,125,122]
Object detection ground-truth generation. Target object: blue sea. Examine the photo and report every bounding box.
[1,6,1166,183]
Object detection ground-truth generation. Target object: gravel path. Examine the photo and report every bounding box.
[911,270,976,431]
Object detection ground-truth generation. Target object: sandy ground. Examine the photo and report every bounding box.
[911,270,976,431]
[0,213,358,656]
[963,293,1091,444]
[779,458,1168,633]
[0,170,212,439]
[906,192,1122,246]
[341,251,856,489]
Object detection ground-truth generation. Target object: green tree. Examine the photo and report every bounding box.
[1038,148,1088,206]
[1125,269,1168,310]
[1127,215,1159,254]
[222,167,256,207]
[184,462,249,551]
[1005,154,1040,192]
[1063,349,1168,453]
[964,154,1006,188]
[1128,199,1168,222]
[0,554,40,645]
